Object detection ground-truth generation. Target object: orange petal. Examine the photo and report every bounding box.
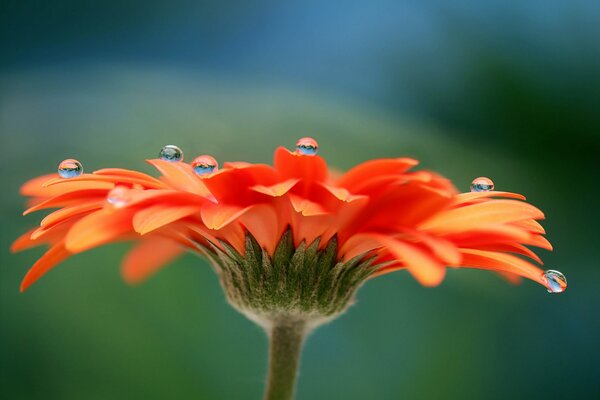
[201,203,252,230]
[289,194,329,216]
[454,191,526,204]
[336,158,418,190]
[40,201,105,228]
[42,174,160,190]
[442,224,532,247]
[23,189,108,215]
[274,147,328,182]
[421,200,545,233]
[251,179,300,197]
[20,242,71,292]
[370,234,446,286]
[459,249,545,285]
[94,168,166,188]
[396,228,462,265]
[11,228,38,252]
[121,237,183,284]
[525,234,553,251]
[475,243,543,264]
[133,205,201,235]
[511,219,546,234]
[65,209,134,253]
[147,159,211,196]
[20,174,58,196]
[239,204,283,254]
[339,233,383,260]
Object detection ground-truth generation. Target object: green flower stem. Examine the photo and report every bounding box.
[264,319,307,400]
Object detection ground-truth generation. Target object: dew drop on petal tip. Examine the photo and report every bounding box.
[58,159,83,178]
[106,186,130,208]
[192,155,219,176]
[470,177,494,192]
[543,270,567,294]
[295,137,319,155]
[159,145,184,162]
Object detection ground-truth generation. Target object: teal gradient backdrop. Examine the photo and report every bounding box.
[1,1,598,399]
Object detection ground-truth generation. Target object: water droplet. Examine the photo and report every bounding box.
[295,137,319,155]
[543,270,567,293]
[106,186,130,208]
[470,177,494,192]
[191,155,218,176]
[58,159,83,178]
[159,145,183,162]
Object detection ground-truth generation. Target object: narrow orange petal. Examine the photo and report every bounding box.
[20,242,71,292]
[23,189,108,215]
[42,174,159,190]
[21,174,58,196]
[40,201,105,228]
[133,205,201,235]
[121,237,183,284]
[475,243,543,264]
[147,159,211,196]
[511,219,546,234]
[453,191,526,204]
[442,224,532,247]
[370,234,446,286]
[94,168,166,188]
[396,228,462,265]
[11,228,38,252]
[421,200,545,233]
[65,209,134,253]
[459,249,545,285]
[336,158,418,190]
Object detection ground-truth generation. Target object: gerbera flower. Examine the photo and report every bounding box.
[13,138,566,400]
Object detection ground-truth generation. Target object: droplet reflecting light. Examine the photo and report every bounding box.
[295,137,319,155]
[159,145,184,162]
[470,177,494,192]
[58,159,83,178]
[543,270,567,293]
[192,155,218,176]
[107,186,130,208]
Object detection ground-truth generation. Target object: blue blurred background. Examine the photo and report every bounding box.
[1,1,598,399]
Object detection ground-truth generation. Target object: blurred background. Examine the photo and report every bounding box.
[1,1,598,399]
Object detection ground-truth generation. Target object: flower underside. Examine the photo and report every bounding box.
[13,139,566,302]
[204,228,378,325]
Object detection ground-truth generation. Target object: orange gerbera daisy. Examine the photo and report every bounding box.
[12,138,566,400]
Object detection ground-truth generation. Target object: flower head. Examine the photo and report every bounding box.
[13,139,565,309]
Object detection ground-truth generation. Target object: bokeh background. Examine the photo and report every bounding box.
[1,1,599,399]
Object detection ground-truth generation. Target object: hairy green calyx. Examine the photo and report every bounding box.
[202,229,378,328]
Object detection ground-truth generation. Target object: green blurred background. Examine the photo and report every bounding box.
[1,1,598,399]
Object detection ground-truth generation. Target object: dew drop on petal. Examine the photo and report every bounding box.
[159,145,184,162]
[191,155,218,176]
[106,186,130,208]
[470,177,494,192]
[542,270,567,293]
[295,137,319,155]
[58,159,83,178]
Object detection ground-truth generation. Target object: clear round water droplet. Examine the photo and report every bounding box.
[543,270,567,293]
[58,159,83,178]
[191,155,218,176]
[470,177,494,192]
[159,145,184,162]
[106,186,130,208]
[295,137,319,155]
